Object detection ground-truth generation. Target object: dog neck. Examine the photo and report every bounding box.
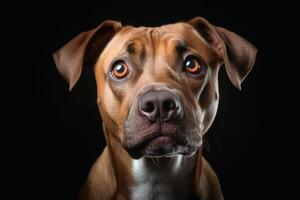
[131,154,199,200]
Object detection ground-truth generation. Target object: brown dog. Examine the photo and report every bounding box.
[53,17,257,200]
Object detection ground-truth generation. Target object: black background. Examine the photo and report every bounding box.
[11,0,295,199]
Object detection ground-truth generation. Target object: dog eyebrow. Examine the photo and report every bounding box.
[126,42,135,54]
[126,41,146,64]
[175,41,188,54]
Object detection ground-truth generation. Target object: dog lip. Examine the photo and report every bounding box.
[123,122,201,159]
[125,131,200,159]
[126,134,175,157]
[127,122,178,147]
[130,131,167,150]
[144,135,174,146]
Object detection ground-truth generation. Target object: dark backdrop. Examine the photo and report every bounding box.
[29,0,293,199]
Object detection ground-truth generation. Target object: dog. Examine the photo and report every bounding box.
[53,17,257,200]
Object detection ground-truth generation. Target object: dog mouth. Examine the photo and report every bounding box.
[122,122,200,159]
[139,135,193,158]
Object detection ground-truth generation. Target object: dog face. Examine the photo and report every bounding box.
[95,24,221,159]
[54,17,256,159]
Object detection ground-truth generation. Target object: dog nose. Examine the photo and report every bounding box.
[139,90,182,122]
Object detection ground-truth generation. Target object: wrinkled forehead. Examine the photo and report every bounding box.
[98,22,214,70]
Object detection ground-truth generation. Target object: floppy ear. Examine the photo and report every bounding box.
[189,17,257,90]
[53,20,122,90]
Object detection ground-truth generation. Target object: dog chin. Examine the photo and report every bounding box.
[126,136,200,159]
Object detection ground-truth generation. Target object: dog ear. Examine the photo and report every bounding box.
[53,20,122,90]
[189,17,257,90]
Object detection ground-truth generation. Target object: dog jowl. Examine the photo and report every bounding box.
[54,17,257,200]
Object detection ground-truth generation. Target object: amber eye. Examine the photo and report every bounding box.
[111,61,129,79]
[183,57,202,74]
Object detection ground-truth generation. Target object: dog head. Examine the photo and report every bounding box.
[54,17,257,159]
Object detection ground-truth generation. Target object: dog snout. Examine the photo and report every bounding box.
[138,90,182,122]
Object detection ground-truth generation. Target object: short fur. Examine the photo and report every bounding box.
[54,17,257,200]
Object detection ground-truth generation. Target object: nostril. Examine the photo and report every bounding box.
[162,99,176,112]
[143,101,155,113]
[139,90,181,122]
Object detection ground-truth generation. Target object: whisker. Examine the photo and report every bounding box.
[167,157,174,168]
[151,157,159,168]
[156,157,160,166]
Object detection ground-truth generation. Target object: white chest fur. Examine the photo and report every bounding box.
[131,155,195,200]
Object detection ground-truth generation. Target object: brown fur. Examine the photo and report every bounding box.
[54,17,257,200]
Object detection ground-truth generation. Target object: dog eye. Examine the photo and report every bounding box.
[183,57,203,75]
[111,61,129,79]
